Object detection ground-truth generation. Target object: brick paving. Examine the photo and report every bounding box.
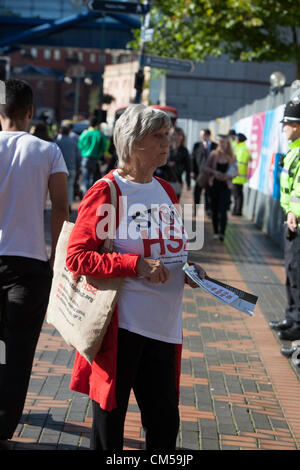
[10,186,300,450]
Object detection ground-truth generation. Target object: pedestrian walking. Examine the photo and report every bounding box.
[66,104,206,451]
[29,121,53,142]
[204,134,238,242]
[269,100,300,353]
[78,116,108,195]
[0,79,69,449]
[231,133,252,216]
[191,129,217,216]
[156,127,191,201]
[56,125,81,212]
[59,120,83,201]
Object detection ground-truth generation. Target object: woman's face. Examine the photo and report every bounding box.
[218,137,228,153]
[174,131,184,146]
[132,125,170,169]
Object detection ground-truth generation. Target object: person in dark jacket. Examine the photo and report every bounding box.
[156,127,191,201]
[191,129,217,215]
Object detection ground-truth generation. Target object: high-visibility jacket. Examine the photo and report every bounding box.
[231,140,238,152]
[232,141,251,185]
[280,137,300,217]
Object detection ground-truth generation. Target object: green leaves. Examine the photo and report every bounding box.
[128,0,300,71]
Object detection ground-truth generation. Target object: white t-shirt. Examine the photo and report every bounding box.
[113,170,188,344]
[0,131,68,261]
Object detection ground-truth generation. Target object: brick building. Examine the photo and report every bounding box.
[9,46,137,123]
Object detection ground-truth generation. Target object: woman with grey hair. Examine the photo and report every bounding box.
[66,104,206,451]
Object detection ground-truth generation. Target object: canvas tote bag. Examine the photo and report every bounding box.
[46,177,123,364]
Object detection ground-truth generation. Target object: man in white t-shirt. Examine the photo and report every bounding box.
[0,79,69,449]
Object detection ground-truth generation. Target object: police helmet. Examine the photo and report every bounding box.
[280,100,300,123]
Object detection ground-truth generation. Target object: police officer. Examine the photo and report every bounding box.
[231,133,251,216]
[269,100,300,355]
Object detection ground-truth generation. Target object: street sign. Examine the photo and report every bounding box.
[141,54,194,73]
[86,0,150,15]
[141,28,154,42]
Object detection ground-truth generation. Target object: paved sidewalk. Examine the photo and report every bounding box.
[10,187,300,450]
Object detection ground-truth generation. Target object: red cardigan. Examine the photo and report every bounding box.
[66,170,183,411]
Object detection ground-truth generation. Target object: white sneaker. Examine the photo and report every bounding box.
[212,234,218,240]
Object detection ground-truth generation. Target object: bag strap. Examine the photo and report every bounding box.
[101,177,117,251]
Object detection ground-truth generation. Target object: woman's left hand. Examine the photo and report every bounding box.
[185,264,207,288]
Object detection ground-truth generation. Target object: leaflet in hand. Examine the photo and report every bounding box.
[183,264,258,316]
[226,163,238,176]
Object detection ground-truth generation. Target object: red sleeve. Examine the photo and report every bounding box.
[66,180,140,278]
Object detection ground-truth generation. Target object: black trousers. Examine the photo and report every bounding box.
[208,183,231,236]
[193,184,210,213]
[232,183,244,215]
[0,256,52,439]
[90,328,180,451]
[284,226,300,325]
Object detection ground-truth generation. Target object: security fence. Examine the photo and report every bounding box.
[178,86,294,248]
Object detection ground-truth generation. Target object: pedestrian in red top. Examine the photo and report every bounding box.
[66,104,206,451]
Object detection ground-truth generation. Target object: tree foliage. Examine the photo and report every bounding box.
[130,0,300,74]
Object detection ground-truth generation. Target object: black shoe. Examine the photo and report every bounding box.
[0,439,12,450]
[278,328,300,341]
[269,319,292,331]
[219,235,224,242]
[281,346,298,358]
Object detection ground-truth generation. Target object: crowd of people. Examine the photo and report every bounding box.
[29,115,111,214]
[0,78,299,451]
[28,111,252,246]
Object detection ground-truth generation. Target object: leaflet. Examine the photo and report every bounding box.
[183,263,258,316]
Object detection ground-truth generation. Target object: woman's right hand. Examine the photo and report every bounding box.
[214,171,224,180]
[137,258,170,284]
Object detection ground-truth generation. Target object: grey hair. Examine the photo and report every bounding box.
[113,104,170,169]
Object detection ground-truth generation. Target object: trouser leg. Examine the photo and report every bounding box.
[81,159,98,195]
[209,189,219,234]
[133,338,179,451]
[193,184,202,215]
[284,227,300,325]
[90,329,179,451]
[232,184,243,215]
[204,188,211,212]
[0,257,52,439]
[90,329,144,450]
[219,188,230,236]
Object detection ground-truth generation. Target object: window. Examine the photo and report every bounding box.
[44,49,51,60]
[30,48,38,58]
[54,50,61,60]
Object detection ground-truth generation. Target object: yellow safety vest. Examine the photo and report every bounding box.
[286,138,300,219]
[232,141,251,185]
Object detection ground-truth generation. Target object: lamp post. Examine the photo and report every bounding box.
[134,1,152,104]
[269,71,286,96]
[65,63,86,118]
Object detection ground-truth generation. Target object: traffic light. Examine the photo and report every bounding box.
[0,57,10,81]
[134,70,145,94]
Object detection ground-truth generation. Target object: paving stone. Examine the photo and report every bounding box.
[11,191,300,451]
[181,430,200,450]
[201,437,220,450]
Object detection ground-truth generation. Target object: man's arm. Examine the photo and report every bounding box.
[48,172,69,269]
